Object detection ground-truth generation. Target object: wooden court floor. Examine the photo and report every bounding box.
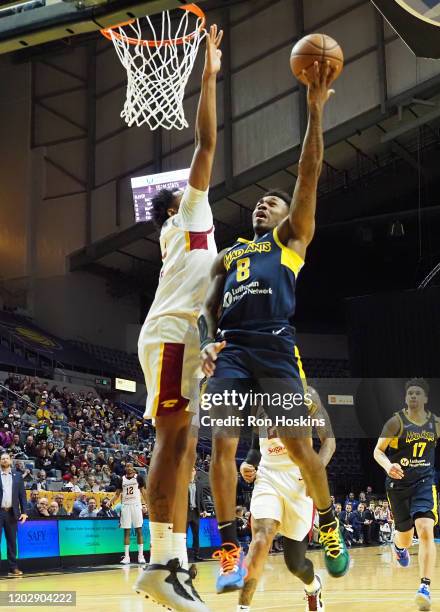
[0,546,439,611]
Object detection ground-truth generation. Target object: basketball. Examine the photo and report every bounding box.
[290,33,344,85]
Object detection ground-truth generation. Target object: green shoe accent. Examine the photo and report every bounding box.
[319,518,350,578]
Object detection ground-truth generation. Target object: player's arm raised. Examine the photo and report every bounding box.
[373,415,404,480]
[198,250,227,377]
[277,61,336,260]
[188,25,223,192]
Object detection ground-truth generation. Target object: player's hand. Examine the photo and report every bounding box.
[303,60,336,110]
[201,341,226,377]
[387,463,404,479]
[19,513,27,523]
[203,24,223,77]
[240,462,257,483]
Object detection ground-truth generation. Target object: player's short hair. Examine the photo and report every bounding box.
[405,377,429,396]
[151,188,180,229]
[264,189,291,207]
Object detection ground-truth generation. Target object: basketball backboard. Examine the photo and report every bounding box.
[371,0,440,58]
[0,0,196,55]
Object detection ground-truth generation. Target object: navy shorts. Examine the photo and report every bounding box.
[202,325,310,436]
[387,478,438,532]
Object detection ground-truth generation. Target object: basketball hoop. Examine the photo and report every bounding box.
[101,4,206,131]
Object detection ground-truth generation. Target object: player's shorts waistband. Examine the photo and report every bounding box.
[219,320,295,340]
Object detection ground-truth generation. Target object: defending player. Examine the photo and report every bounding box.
[199,61,349,593]
[374,378,440,611]
[237,388,335,612]
[134,25,223,612]
[111,463,148,565]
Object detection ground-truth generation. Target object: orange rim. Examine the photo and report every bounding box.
[100,4,206,47]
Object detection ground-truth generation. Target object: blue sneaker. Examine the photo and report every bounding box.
[393,544,410,567]
[212,543,247,593]
[415,584,431,611]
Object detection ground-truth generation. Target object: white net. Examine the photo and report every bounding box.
[104,8,206,131]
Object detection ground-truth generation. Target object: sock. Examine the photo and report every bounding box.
[421,578,431,590]
[138,544,144,557]
[237,606,250,612]
[124,544,129,557]
[218,520,239,547]
[172,532,189,570]
[317,505,336,529]
[304,575,321,594]
[149,522,174,566]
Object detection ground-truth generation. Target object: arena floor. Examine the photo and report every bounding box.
[0,546,439,611]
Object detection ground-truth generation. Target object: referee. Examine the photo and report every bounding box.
[0,452,28,576]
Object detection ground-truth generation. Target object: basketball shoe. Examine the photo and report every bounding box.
[415,584,431,611]
[212,543,247,593]
[318,519,350,577]
[134,557,209,612]
[305,575,325,611]
[393,543,410,567]
[120,555,131,565]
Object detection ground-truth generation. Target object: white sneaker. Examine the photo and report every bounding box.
[134,558,210,612]
[138,555,146,565]
[305,575,325,611]
[120,556,131,565]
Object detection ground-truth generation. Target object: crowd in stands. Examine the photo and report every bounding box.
[0,374,156,497]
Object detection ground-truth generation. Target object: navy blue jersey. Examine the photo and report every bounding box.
[386,409,438,488]
[219,228,304,332]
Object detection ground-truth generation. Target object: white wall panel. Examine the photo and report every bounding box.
[232,44,296,118]
[230,0,295,70]
[323,52,379,131]
[304,0,366,30]
[95,125,155,187]
[321,3,376,60]
[233,92,300,175]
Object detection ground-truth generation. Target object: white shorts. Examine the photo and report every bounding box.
[120,504,144,529]
[138,316,202,419]
[250,465,314,542]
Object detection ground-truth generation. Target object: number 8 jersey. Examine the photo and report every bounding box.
[386,408,438,488]
[219,227,304,333]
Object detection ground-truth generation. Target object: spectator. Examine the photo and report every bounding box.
[24,435,37,458]
[366,485,376,503]
[53,494,69,516]
[97,498,116,518]
[31,470,47,491]
[26,490,39,514]
[8,434,23,455]
[345,492,359,511]
[48,501,59,517]
[72,493,88,517]
[84,475,100,493]
[51,429,64,450]
[52,448,69,474]
[35,449,52,472]
[21,406,38,427]
[363,501,379,545]
[352,502,367,543]
[236,505,251,553]
[62,475,82,493]
[79,498,98,518]
[339,503,355,546]
[0,425,13,448]
[28,497,50,518]
[141,503,148,518]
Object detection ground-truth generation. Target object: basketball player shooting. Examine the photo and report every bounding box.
[111,463,148,565]
[198,60,350,593]
[374,378,440,612]
[135,25,223,612]
[237,387,335,612]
